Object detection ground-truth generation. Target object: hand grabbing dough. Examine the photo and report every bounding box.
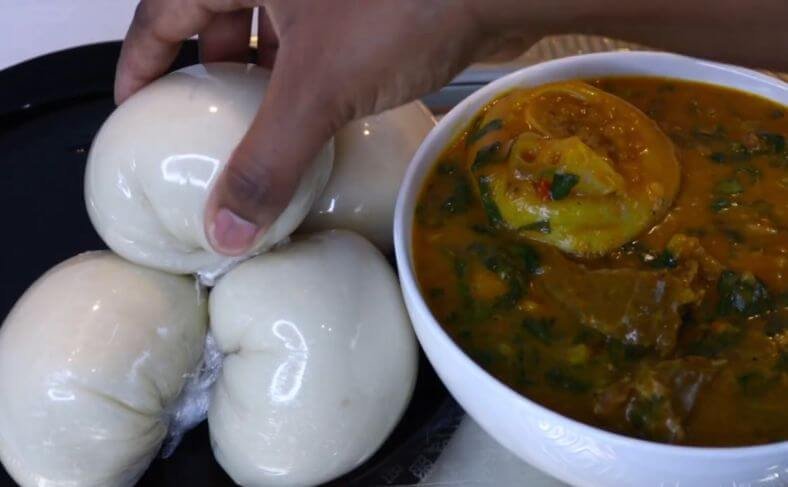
[85,63,334,278]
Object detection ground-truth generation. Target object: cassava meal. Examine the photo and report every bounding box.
[0,64,426,487]
[413,77,787,446]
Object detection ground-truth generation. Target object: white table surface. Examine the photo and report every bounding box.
[0,2,560,486]
[0,0,136,70]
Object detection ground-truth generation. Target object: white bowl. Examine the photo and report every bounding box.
[393,51,788,487]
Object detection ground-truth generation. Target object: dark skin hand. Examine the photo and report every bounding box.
[114,0,788,256]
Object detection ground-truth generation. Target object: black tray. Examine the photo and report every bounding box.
[0,41,463,487]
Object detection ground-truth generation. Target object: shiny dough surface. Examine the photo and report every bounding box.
[208,230,418,486]
[0,252,207,487]
[85,63,334,277]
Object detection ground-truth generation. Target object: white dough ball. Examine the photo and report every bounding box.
[208,230,418,486]
[85,63,334,278]
[300,102,434,251]
[0,252,208,487]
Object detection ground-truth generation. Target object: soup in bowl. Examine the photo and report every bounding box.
[394,52,788,486]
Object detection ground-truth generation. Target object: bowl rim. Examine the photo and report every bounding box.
[394,50,788,458]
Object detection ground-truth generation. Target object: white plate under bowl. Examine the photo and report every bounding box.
[394,51,788,487]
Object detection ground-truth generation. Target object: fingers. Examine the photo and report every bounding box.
[205,52,339,255]
[256,7,279,69]
[115,0,259,104]
[199,10,254,64]
[115,0,211,104]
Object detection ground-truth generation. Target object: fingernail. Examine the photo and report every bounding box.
[209,208,259,256]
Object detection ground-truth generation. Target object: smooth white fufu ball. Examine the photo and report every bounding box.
[85,63,334,278]
[208,230,419,487]
[301,102,435,251]
[0,252,208,487]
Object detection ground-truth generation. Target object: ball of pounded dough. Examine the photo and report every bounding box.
[300,102,434,251]
[208,230,418,487]
[0,252,208,487]
[85,63,334,277]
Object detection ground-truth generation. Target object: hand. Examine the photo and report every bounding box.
[115,0,530,255]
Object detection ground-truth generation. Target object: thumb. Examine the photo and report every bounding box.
[205,63,340,256]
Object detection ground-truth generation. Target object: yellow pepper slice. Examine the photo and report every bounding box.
[466,81,681,256]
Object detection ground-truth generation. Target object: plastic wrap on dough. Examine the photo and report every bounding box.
[161,333,224,459]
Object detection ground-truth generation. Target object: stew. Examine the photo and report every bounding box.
[413,77,788,446]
